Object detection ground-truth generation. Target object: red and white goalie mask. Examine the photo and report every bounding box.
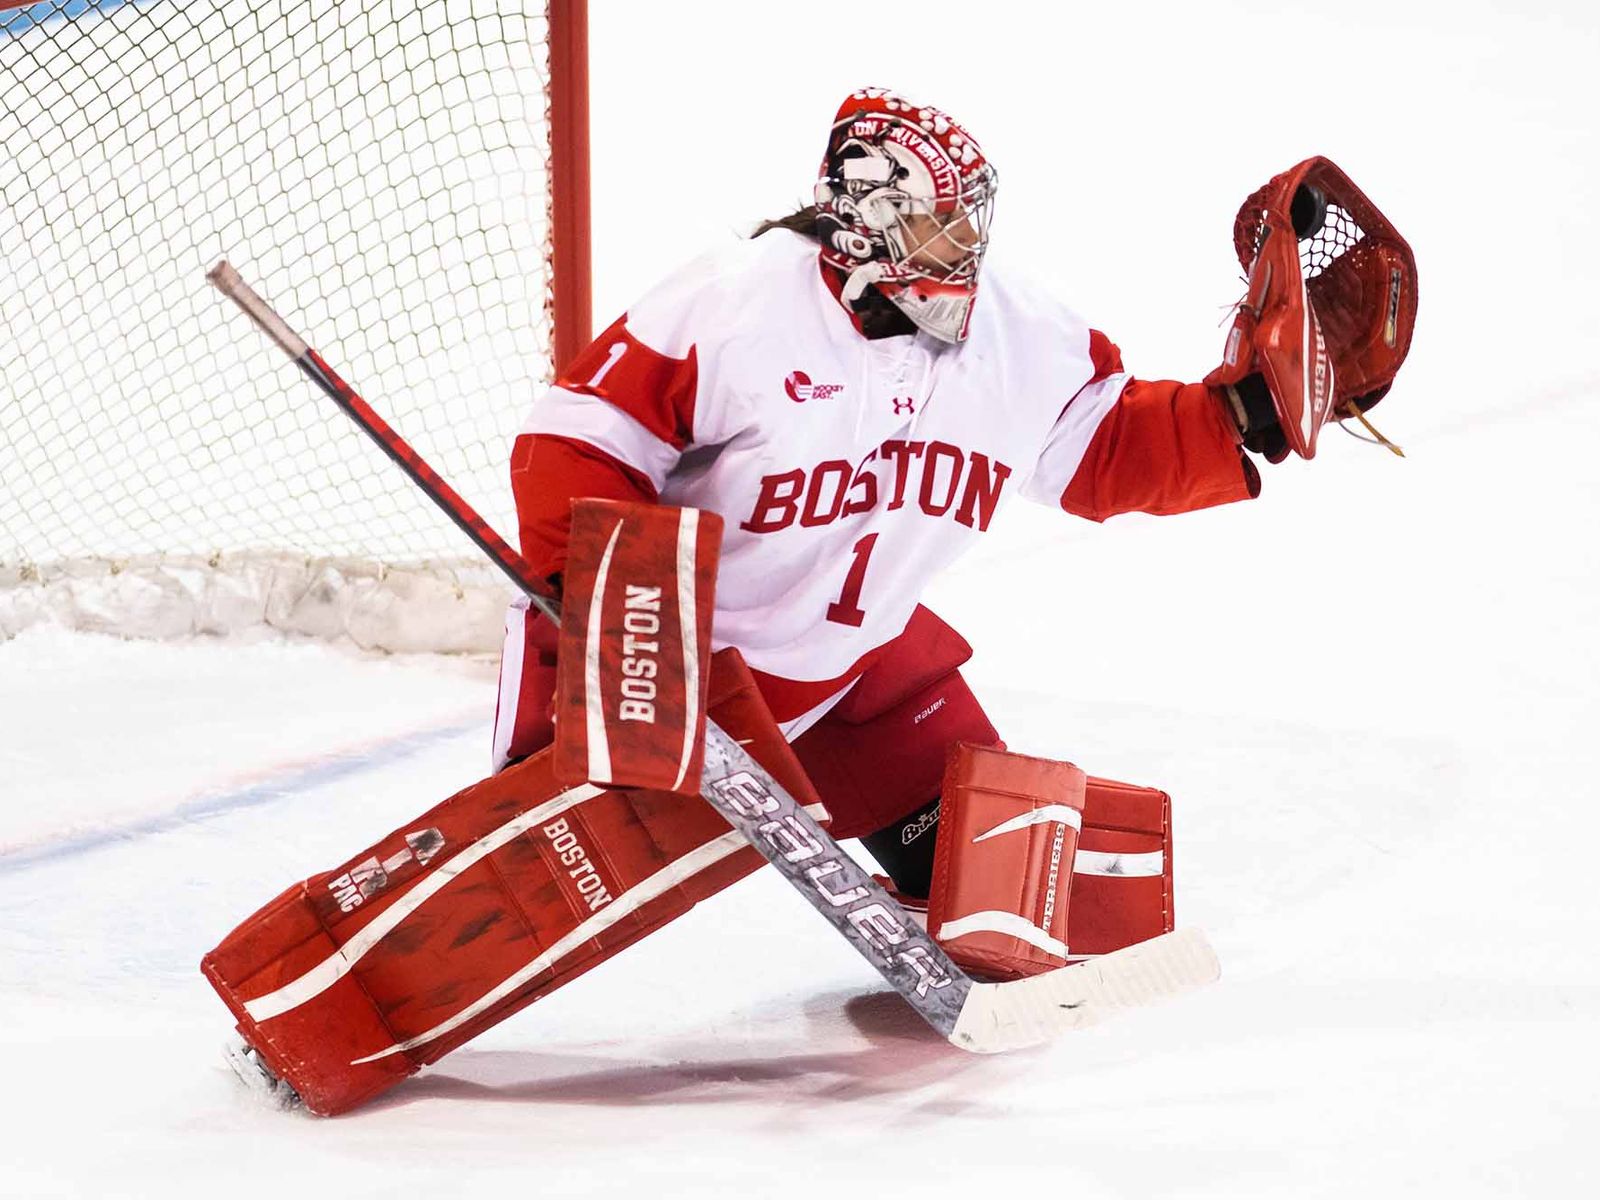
[814,88,998,343]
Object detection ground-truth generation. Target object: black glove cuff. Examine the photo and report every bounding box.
[1227,374,1290,464]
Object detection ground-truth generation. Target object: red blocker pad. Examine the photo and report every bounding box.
[1067,776,1174,957]
[555,498,722,795]
[927,744,1086,981]
[200,649,821,1117]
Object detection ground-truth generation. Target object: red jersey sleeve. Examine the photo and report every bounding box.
[1056,333,1258,522]
[512,306,700,580]
[1060,378,1259,521]
[511,432,659,581]
[556,313,699,452]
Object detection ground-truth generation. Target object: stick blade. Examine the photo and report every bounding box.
[947,927,1220,1054]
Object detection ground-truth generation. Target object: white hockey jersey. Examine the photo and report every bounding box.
[511,229,1250,737]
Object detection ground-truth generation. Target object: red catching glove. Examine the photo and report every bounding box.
[1209,157,1418,460]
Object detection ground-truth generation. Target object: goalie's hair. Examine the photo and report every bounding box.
[751,205,821,240]
[750,203,916,339]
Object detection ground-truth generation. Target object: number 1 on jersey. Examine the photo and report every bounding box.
[826,532,878,628]
[585,340,627,389]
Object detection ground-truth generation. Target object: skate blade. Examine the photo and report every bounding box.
[223,1035,302,1111]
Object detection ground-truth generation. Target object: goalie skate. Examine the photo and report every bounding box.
[223,1036,301,1111]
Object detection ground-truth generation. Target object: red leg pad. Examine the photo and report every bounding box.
[201,648,821,1116]
[1067,777,1175,956]
[927,744,1086,981]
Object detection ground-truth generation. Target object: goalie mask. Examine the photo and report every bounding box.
[815,89,997,343]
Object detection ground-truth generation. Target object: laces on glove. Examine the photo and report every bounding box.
[1335,403,1405,457]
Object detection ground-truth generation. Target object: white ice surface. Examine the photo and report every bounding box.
[4,0,1600,1196]
[0,627,495,857]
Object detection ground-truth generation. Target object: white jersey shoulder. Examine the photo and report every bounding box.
[968,251,1098,350]
[623,231,822,362]
[969,253,1132,504]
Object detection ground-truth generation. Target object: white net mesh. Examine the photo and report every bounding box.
[1,0,564,649]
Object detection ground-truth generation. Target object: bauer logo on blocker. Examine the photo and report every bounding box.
[784,370,844,403]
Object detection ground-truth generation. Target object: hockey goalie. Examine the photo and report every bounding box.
[202,88,1416,1115]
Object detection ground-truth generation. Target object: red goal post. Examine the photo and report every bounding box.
[0,0,590,652]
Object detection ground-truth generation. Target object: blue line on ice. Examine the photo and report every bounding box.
[0,717,484,873]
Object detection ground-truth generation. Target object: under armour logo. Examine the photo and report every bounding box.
[891,397,916,415]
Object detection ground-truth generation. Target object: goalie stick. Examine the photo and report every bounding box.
[206,260,1220,1054]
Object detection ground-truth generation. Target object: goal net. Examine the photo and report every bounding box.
[0,0,589,652]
